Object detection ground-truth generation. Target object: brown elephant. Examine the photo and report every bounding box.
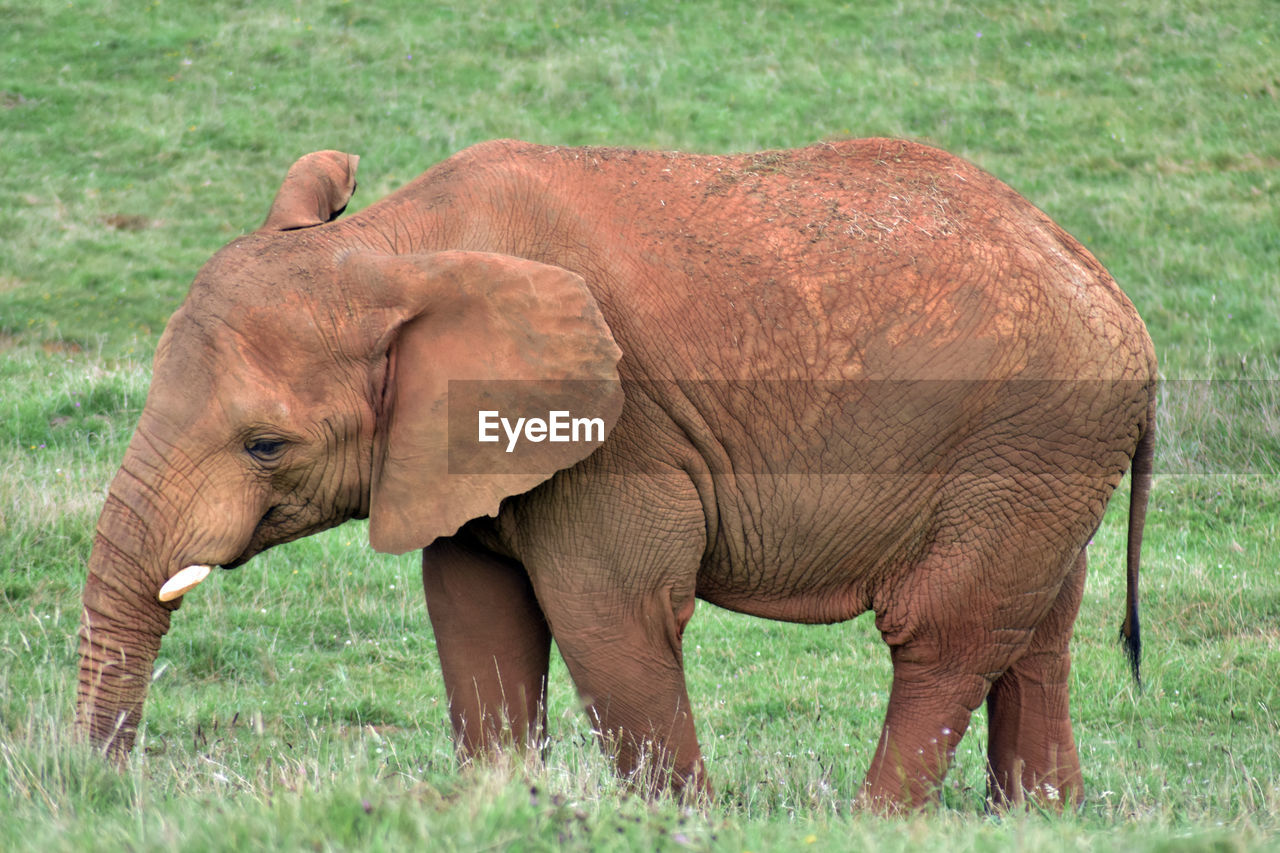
[75,138,1156,810]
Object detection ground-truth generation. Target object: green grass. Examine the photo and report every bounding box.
[2,0,1279,849]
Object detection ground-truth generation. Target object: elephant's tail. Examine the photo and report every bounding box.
[1120,392,1156,688]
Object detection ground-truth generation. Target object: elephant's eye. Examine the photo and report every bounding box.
[245,437,287,462]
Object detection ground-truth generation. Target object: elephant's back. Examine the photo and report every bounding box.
[528,138,1152,386]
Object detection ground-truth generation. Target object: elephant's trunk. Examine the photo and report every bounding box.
[75,488,175,760]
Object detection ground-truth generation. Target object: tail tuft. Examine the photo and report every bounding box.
[1118,611,1141,688]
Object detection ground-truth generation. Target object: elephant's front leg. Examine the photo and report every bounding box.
[520,478,710,798]
[552,571,706,799]
[547,576,708,799]
[513,465,712,798]
[422,536,552,761]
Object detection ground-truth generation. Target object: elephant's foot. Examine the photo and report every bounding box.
[985,750,1083,811]
[592,717,712,803]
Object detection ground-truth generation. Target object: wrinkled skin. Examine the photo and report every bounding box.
[76,139,1156,811]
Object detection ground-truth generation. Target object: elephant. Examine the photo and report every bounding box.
[75,137,1156,811]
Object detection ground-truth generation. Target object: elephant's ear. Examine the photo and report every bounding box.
[345,251,624,555]
[261,150,359,231]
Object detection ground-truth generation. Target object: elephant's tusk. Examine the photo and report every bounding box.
[157,564,212,602]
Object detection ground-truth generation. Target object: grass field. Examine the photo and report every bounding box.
[2,1,1278,849]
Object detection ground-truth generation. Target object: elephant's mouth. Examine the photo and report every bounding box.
[223,502,348,569]
[218,506,283,569]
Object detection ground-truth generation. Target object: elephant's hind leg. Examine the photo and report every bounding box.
[859,629,995,810]
[422,535,552,762]
[862,540,1077,811]
[985,548,1086,809]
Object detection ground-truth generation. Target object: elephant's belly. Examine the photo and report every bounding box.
[693,473,936,625]
[695,582,875,625]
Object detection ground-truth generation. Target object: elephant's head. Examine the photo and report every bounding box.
[75,151,623,758]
